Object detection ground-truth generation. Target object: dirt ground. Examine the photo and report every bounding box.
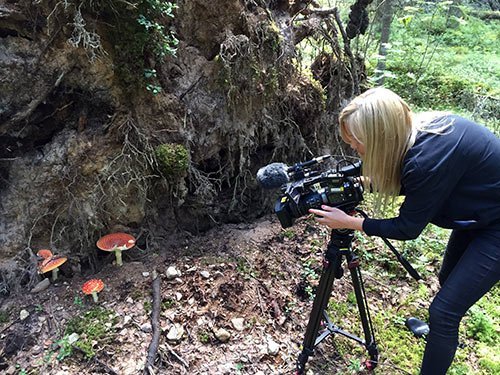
[0,215,424,375]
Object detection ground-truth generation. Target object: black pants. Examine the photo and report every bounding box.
[420,227,500,374]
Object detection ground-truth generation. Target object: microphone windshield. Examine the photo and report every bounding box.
[256,162,289,189]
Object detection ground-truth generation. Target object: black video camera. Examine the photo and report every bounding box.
[274,156,363,228]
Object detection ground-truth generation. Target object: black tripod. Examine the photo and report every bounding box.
[295,228,378,374]
[294,218,422,374]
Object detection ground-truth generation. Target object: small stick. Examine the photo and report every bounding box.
[165,343,189,368]
[145,270,161,374]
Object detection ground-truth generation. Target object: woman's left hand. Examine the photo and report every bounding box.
[309,205,364,231]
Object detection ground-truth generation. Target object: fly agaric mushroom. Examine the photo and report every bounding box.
[82,279,104,302]
[96,233,136,266]
[38,255,67,282]
[37,249,53,259]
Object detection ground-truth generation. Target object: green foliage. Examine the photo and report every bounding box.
[0,310,9,324]
[466,306,497,345]
[154,143,189,177]
[93,0,178,95]
[54,334,75,361]
[65,307,118,358]
[73,296,84,307]
[137,0,179,59]
[365,1,499,130]
[161,298,175,310]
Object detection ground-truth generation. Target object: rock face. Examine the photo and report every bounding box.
[0,1,360,292]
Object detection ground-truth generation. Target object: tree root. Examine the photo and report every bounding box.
[145,270,161,374]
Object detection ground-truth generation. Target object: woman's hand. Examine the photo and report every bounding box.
[309,205,365,231]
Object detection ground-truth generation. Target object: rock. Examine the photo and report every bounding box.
[142,272,150,277]
[175,292,183,300]
[200,270,210,279]
[67,333,79,344]
[214,328,231,342]
[140,323,152,333]
[231,317,245,331]
[267,338,280,355]
[19,309,29,320]
[31,278,50,293]
[167,323,184,341]
[126,297,134,304]
[166,266,181,279]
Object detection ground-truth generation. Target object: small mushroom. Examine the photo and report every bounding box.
[37,249,53,259]
[38,255,67,282]
[82,279,104,303]
[96,233,136,266]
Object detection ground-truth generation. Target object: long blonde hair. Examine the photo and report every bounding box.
[339,88,416,208]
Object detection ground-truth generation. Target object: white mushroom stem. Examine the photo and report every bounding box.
[113,245,128,266]
[52,268,59,281]
[114,249,123,266]
[91,291,99,303]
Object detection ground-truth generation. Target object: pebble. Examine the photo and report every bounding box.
[214,328,231,342]
[140,323,152,333]
[20,309,29,320]
[31,278,50,293]
[200,270,210,279]
[142,272,150,277]
[231,317,245,331]
[267,338,280,355]
[166,266,181,279]
[167,323,184,341]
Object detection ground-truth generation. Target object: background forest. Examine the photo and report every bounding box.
[0,0,498,374]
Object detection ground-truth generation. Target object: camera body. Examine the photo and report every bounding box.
[274,156,363,228]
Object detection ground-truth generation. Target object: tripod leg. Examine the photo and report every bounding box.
[295,247,342,374]
[348,257,379,368]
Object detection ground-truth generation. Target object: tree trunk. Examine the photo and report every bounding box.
[375,0,395,85]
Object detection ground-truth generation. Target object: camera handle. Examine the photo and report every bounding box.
[295,229,378,375]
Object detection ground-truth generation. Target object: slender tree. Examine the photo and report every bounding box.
[374,0,395,85]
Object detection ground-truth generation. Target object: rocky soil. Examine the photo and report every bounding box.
[0,213,437,375]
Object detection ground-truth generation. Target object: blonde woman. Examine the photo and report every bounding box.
[310,88,500,374]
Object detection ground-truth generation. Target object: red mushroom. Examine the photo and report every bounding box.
[37,249,53,259]
[96,233,136,266]
[82,279,104,302]
[38,255,67,281]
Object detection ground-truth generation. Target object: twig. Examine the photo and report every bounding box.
[164,343,189,368]
[145,270,161,374]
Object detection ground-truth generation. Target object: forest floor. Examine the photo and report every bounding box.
[0,214,496,375]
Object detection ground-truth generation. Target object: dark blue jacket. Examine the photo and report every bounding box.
[363,115,500,240]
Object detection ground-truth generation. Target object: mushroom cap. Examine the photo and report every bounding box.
[82,279,105,295]
[37,249,53,259]
[96,233,136,252]
[38,255,68,274]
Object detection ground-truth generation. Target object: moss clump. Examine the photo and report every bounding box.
[154,143,189,177]
[0,310,9,324]
[65,307,117,358]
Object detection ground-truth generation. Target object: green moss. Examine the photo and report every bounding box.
[154,143,189,177]
[161,298,175,310]
[65,307,118,358]
[466,306,497,344]
[0,310,9,324]
[198,329,211,344]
